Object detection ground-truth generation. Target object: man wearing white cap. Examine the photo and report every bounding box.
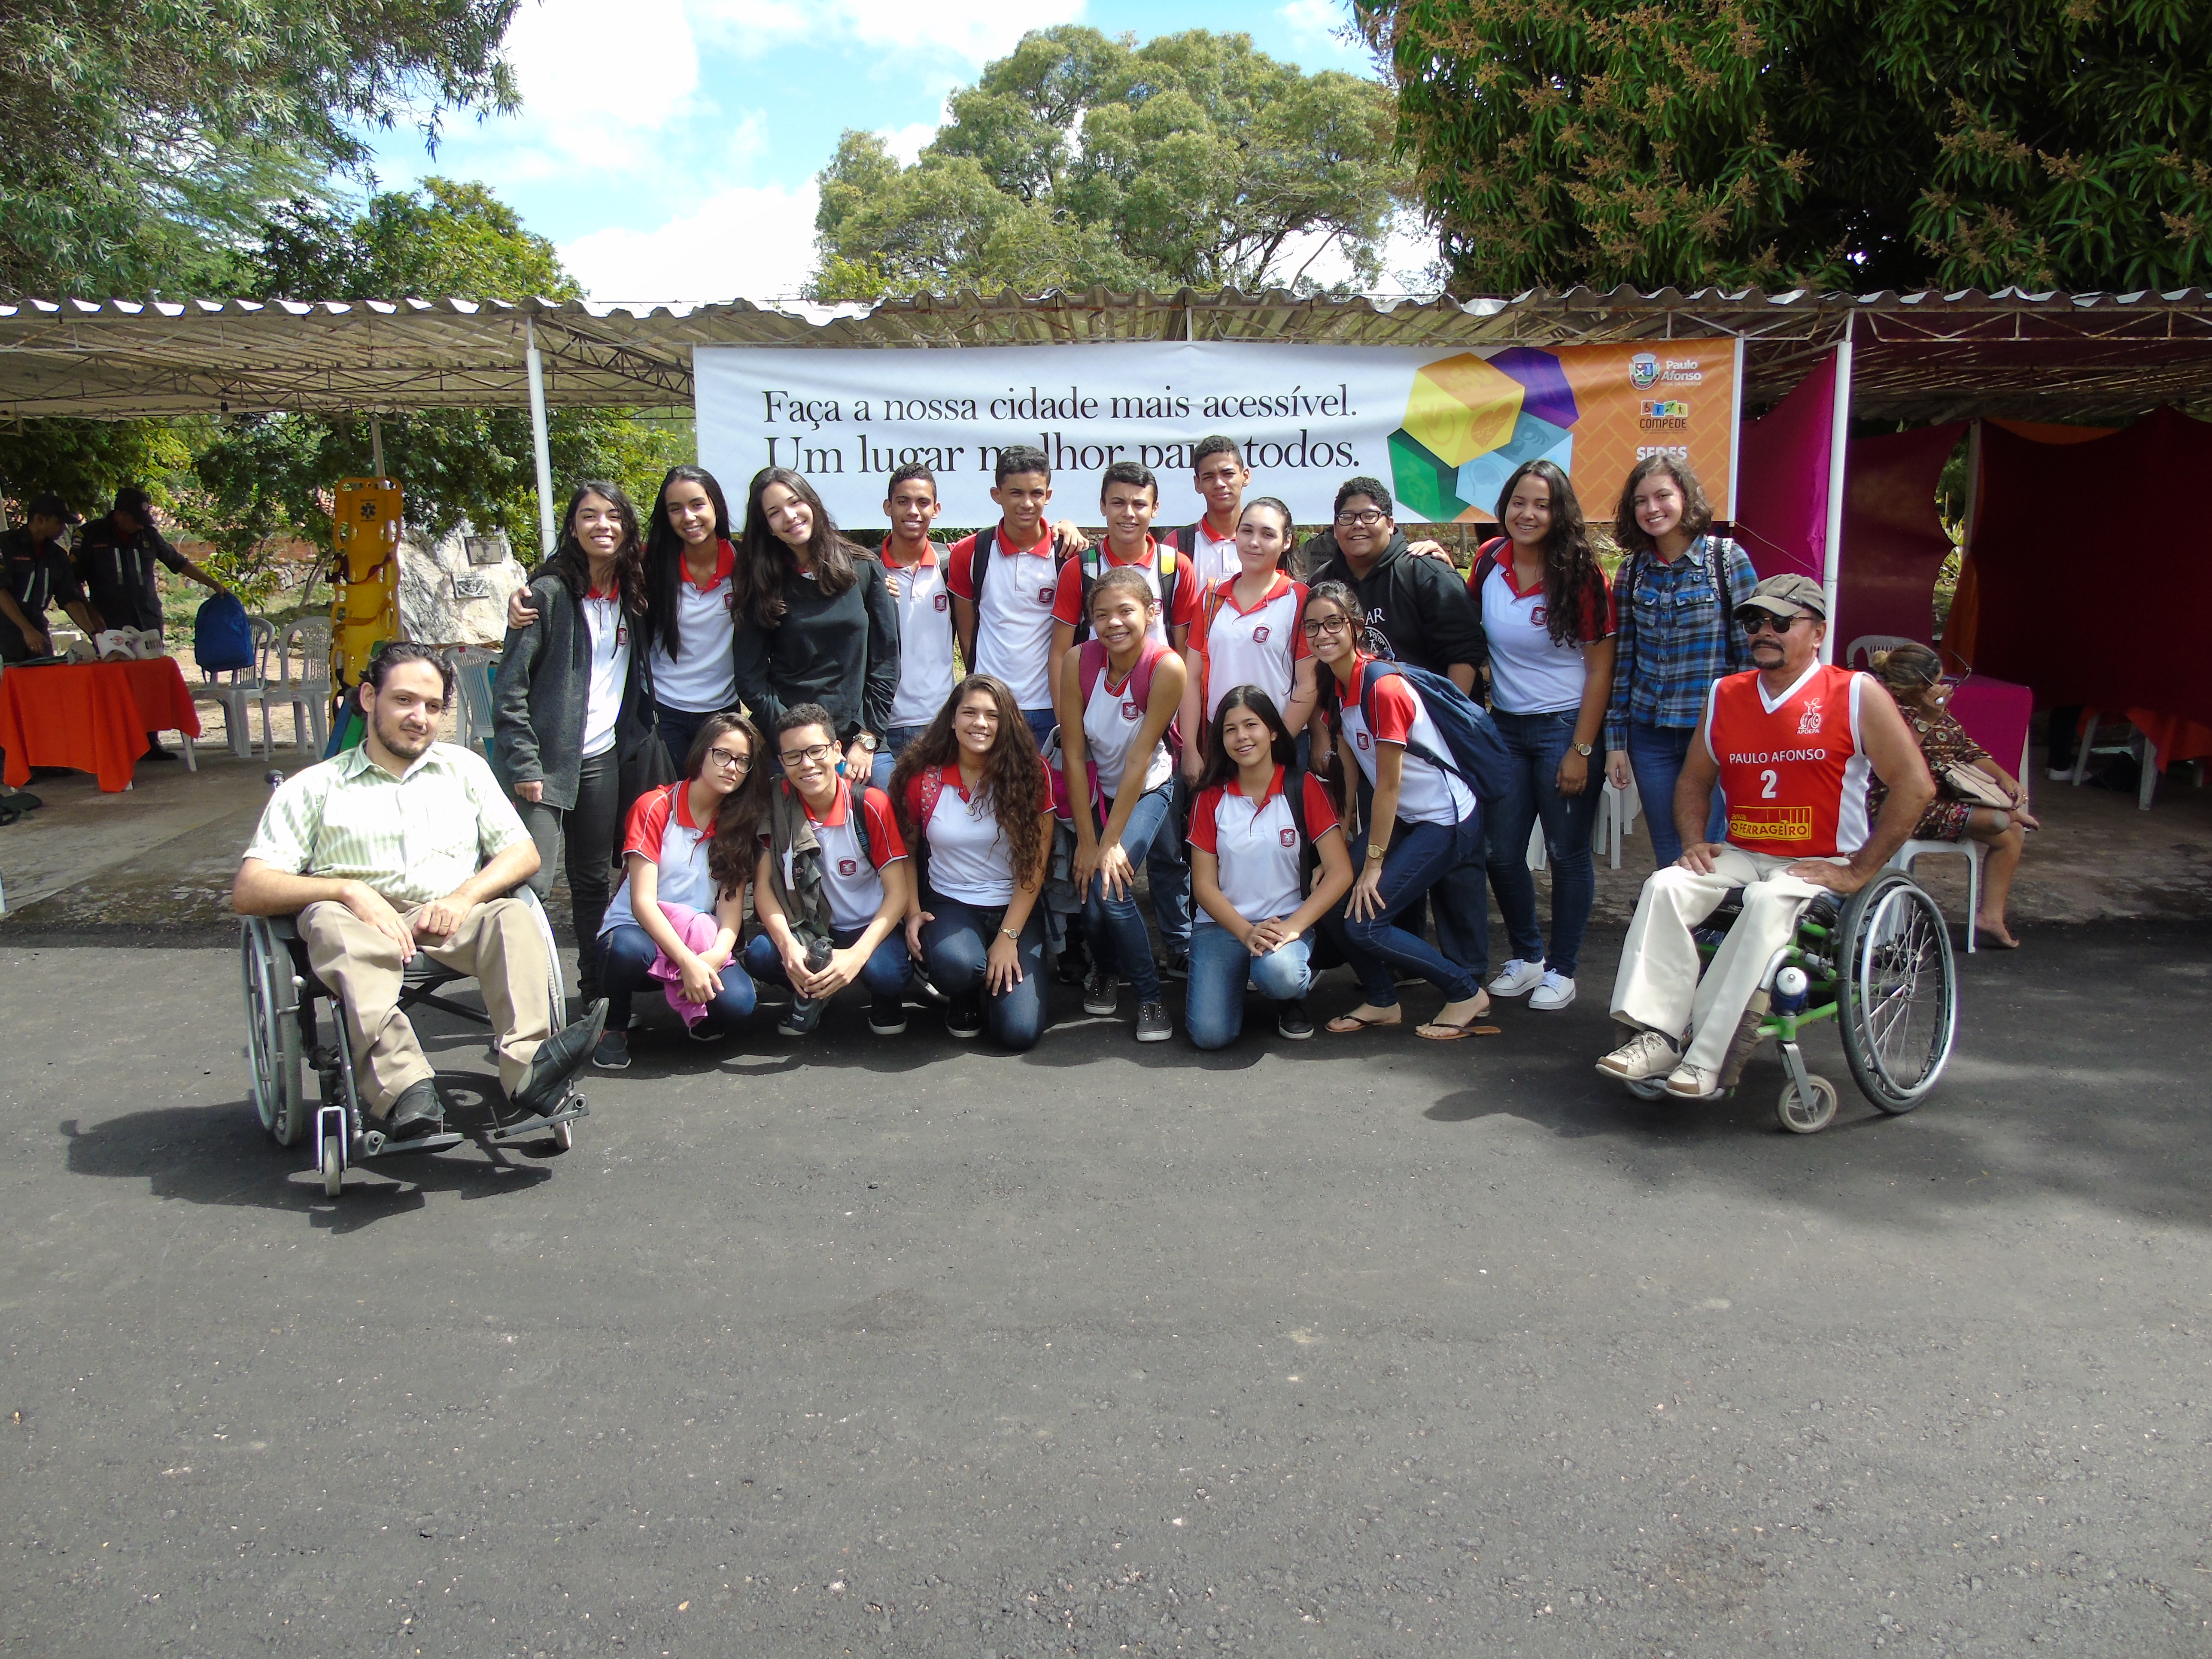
[1597,574,1937,1099]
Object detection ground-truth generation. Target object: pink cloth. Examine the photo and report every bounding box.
[645,902,723,1025]
[1947,676,2033,784]
[1734,352,1836,586]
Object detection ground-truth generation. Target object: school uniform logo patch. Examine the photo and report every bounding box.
[1038,585,1056,605]
[933,592,949,611]
[1120,699,1139,722]
[1355,731,1371,750]
[1279,826,1297,848]
[837,857,859,877]
[1530,605,1548,628]
[1251,625,1270,643]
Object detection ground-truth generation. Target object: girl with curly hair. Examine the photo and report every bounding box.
[888,674,1055,1048]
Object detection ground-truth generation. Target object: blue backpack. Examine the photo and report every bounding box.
[1355,661,1517,808]
[194,592,255,673]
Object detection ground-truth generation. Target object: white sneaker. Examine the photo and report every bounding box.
[1528,970,1577,1011]
[1664,1060,1724,1100]
[1487,959,1545,997]
[1596,1029,1679,1081]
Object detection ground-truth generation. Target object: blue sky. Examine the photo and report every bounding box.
[360,0,1424,304]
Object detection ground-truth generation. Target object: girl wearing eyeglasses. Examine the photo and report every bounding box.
[1304,582,1496,1041]
[889,674,1057,1048]
[592,712,772,1069]
[1603,454,1757,867]
[493,482,644,1014]
[744,704,917,1037]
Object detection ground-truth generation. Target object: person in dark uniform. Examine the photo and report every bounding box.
[72,486,231,636]
[73,486,234,760]
[0,495,101,662]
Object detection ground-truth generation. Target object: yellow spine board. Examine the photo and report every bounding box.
[331,477,403,689]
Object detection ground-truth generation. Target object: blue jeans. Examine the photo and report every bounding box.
[742,924,910,1002]
[1022,707,1057,750]
[1626,720,1727,869]
[920,890,1048,1050]
[1148,781,1192,961]
[1185,920,1313,1050]
[1323,809,1486,1006]
[599,922,758,1031]
[1486,708,1602,978]
[654,702,720,771]
[1083,781,1175,1002]
[884,723,928,759]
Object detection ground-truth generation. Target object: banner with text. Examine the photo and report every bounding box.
[695,339,1742,529]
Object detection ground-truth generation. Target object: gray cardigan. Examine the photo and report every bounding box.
[492,573,630,811]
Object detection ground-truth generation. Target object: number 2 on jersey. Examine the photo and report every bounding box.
[1760,767,1779,799]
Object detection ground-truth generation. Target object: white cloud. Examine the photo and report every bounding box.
[1276,0,1360,55]
[694,0,1085,64]
[558,181,823,304]
[1268,214,1443,296]
[877,121,939,166]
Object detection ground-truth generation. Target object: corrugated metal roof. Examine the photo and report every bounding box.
[2,285,2209,421]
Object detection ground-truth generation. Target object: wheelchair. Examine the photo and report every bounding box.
[239,887,589,1197]
[1618,868,1958,1133]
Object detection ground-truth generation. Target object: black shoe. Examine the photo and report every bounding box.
[0,788,43,811]
[688,1018,732,1043]
[906,965,948,1006]
[384,1078,445,1140]
[1161,953,1190,982]
[592,1028,632,1070]
[1277,1000,1315,1040]
[1054,939,1093,986]
[513,999,608,1116]
[868,994,907,1036]
[140,744,179,763]
[778,997,825,1037]
[946,993,984,1040]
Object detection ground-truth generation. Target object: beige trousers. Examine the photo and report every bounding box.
[298,895,552,1114]
[1610,846,1845,1071]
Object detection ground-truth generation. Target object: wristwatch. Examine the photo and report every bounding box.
[853,732,879,753]
[1366,843,1388,861]
[1573,741,1595,757]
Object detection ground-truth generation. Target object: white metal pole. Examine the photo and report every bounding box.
[525,315,557,557]
[1819,323,1853,665]
[369,413,385,480]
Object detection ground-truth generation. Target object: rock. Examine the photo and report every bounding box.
[398,524,530,647]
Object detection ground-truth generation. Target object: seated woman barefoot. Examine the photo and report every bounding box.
[593,713,771,1067]
[1303,581,1495,1040]
[745,703,917,1036]
[887,675,1057,1049]
[1867,644,2039,948]
[1185,687,1354,1048]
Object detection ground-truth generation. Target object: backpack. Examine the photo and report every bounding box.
[1353,660,1516,808]
[193,592,255,673]
[1075,637,1183,781]
[1067,542,1179,648]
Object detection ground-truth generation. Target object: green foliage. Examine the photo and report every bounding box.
[0,0,520,299]
[1358,0,2212,295]
[176,181,684,584]
[811,27,1407,300]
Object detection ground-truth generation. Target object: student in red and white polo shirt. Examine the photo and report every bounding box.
[1164,434,1250,589]
[1186,686,1355,1048]
[1177,496,1316,784]
[1467,461,1618,1013]
[746,704,915,1039]
[1600,575,1935,1100]
[877,463,957,758]
[595,711,771,1068]
[945,444,1083,750]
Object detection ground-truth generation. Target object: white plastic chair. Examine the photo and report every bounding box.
[1524,773,1640,872]
[450,647,500,762]
[273,617,332,753]
[1847,634,1917,669]
[1889,838,1984,953]
[198,617,276,758]
[2069,711,2160,809]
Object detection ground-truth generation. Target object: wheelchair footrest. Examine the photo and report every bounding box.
[358,1128,466,1159]
[483,1095,589,1145]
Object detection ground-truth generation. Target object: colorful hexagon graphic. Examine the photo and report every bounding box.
[1388,347,1583,521]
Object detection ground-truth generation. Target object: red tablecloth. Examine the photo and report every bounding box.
[2123,709,2212,771]
[0,658,202,791]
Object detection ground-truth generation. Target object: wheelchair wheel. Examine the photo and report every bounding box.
[320,1136,343,1198]
[1776,1074,1838,1133]
[241,919,308,1147]
[1835,870,1957,1114]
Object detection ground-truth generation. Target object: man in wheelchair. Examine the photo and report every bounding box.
[233,642,606,1141]
[1597,575,1937,1099]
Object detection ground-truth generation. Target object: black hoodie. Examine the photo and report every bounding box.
[1297,528,1487,681]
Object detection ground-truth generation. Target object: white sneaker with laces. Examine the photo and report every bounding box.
[1487,959,1545,997]
[1528,969,1577,1011]
[1595,1029,1679,1081]
[1664,1060,1724,1100]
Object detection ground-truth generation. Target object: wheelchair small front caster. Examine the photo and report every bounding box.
[320,1137,344,1197]
[1777,1074,1838,1134]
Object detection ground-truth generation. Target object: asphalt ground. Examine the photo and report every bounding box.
[3,919,2208,1658]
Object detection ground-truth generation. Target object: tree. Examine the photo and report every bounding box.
[811,27,1408,300]
[1357,0,2212,295]
[0,0,519,300]
[177,181,685,593]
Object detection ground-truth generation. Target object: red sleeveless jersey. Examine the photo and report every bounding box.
[1704,662,1875,857]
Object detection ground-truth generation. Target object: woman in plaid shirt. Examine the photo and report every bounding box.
[1601,455,1758,868]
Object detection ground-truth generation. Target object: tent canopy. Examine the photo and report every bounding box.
[4,285,2212,424]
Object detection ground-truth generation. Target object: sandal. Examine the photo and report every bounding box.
[1326,1010,1401,1035]
[1416,1013,1502,1041]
